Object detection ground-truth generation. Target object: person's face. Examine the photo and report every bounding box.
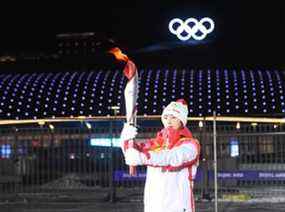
[163,114,183,130]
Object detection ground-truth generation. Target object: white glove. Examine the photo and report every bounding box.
[120,123,138,142]
[125,148,146,166]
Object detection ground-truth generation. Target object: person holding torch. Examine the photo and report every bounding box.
[121,99,200,212]
[110,47,200,212]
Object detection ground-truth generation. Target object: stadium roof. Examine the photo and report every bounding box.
[0,68,284,121]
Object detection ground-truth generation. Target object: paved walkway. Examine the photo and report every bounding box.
[1,198,285,212]
[1,201,285,212]
[1,190,285,212]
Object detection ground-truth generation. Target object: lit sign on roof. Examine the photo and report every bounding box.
[169,17,215,41]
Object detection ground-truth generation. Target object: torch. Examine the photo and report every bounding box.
[109,47,138,176]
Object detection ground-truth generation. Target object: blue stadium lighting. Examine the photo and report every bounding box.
[0,69,285,119]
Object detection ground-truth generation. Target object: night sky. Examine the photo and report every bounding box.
[0,1,284,67]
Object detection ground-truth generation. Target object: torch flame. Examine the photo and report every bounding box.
[109,47,129,62]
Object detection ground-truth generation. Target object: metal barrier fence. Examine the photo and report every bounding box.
[198,123,285,201]
[0,120,285,201]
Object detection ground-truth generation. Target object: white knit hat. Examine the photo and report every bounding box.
[161,99,189,126]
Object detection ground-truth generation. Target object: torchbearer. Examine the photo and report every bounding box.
[120,99,201,212]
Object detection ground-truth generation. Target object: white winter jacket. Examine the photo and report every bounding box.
[124,127,200,212]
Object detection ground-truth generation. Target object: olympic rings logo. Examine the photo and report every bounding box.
[168,17,215,41]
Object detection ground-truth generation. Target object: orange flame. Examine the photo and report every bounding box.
[109,47,129,62]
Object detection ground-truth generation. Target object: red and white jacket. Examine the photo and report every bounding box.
[124,127,200,212]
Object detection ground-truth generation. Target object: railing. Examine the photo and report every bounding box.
[0,118,285,202]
